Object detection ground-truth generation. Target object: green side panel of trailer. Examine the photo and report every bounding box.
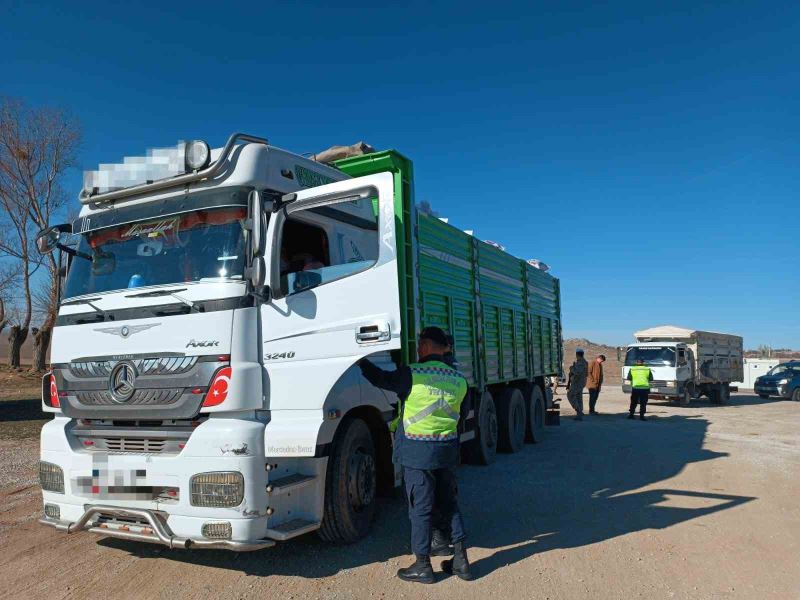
[335,150,563,386]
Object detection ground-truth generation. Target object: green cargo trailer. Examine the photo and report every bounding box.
[336,150,563,464]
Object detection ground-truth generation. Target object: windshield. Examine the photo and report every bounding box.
[625,346,676,367]
[63,206,247,299]
[767,364,800,377]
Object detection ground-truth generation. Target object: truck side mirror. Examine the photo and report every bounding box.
[35,223,72,255]
[248,190,263,257]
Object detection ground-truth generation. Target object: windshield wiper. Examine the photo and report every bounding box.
[61,297,110,321]
[126,288,195,311]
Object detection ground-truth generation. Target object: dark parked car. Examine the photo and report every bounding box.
[754,361,800,401]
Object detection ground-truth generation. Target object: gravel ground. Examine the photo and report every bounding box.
[0,387,798,599]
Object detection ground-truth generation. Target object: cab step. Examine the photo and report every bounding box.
[265,518,320,541]
[266,473,316,496]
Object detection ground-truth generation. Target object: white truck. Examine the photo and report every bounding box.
[35,134,563,551]
[621,326,744,405]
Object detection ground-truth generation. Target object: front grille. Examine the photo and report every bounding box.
[104,437,167,453]
[76,388,183,406]
[651,380,668,387]
[70,356,198,378]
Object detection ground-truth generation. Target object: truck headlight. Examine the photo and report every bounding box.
[665,381,676,387]
[39,461,64,493]
[190,472,244,507]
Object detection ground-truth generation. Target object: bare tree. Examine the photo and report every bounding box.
[0,98,80,369]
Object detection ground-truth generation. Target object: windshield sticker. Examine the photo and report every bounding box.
[123,218,179,239]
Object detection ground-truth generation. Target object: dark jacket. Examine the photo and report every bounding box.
[359,354,461,469]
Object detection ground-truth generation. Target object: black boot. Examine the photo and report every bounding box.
[430,528,454,557]
[397,555,434,584]
[627,413,634,419]
[441,542,473,581]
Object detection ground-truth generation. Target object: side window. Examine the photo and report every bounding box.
[678,348,687,365]
[279,197,379,295]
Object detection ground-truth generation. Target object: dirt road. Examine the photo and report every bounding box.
[1,387,798,599]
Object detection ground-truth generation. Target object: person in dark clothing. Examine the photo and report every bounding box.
[359,327,471,583]
[626,357,653,420]
[587,354,606,414]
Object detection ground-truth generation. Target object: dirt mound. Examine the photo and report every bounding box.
[563,338,623,384]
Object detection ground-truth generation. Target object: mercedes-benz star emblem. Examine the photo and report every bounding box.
[95,323,159,338]
[109,361,137,403]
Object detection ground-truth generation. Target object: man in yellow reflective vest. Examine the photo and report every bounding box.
[359,326,471,584]
[626,358,653,420]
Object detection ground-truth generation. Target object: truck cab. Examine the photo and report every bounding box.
[621,342,692,401]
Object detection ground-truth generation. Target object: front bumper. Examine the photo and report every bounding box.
[755,384,791,398]
[39,504,274,551]
[622,384,678,397]
[39,416,273,550]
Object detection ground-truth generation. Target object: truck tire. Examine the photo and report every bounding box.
[526,385,546,443]
[465,391,497,465]
[318,418,376,543]
[497,388,526,453]
[680,387,691,405]
[710,384,725,405]
[792,388,800,402]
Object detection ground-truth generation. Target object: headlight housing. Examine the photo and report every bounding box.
[39,461,64,493]
[190,472,244,507]
[778,378,790,385]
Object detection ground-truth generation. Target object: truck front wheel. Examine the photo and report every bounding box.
[318,418,376,543]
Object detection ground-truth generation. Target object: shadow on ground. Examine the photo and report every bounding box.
[100,396,759,580]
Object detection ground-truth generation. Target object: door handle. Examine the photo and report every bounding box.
[356,322,391,344]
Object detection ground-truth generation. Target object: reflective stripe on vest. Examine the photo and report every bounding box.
[630,365,652,389]
[401,361,467,442]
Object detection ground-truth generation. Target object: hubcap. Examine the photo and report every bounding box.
[347,450,375,512]
[486,408,498,448]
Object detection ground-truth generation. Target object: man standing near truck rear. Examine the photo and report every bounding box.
[587,354,606,414]
[358,326,472,584]
[567,348,589,420]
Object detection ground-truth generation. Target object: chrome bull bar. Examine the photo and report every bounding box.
[39,505,274,551]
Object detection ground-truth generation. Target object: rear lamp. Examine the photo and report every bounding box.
[190,472,244,507]
[203,366,232,407]
[42,373,60,408]
[185,140,211,171]
[39,461,64,493]
[44,503,60,520]
[201,521,233,539]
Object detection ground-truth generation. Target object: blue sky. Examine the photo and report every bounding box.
[2,1,798,348]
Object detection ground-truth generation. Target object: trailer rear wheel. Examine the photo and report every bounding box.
[318,418,376,543]
[465,391,497,465]
[525,385,546,443]
[497,388,526,453]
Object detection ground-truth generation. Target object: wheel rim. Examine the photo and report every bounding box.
[485,403,498,449]
[535,397,544,428]
[347,449,375,512]
[513,403,525,440]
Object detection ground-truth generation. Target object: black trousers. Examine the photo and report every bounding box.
[588,387,601,412]
[403,466,466,557]
[629,388,649,416]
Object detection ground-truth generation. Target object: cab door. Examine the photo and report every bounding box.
[260,172,402,411]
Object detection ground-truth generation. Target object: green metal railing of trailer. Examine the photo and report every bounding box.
[335,150,563,389]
